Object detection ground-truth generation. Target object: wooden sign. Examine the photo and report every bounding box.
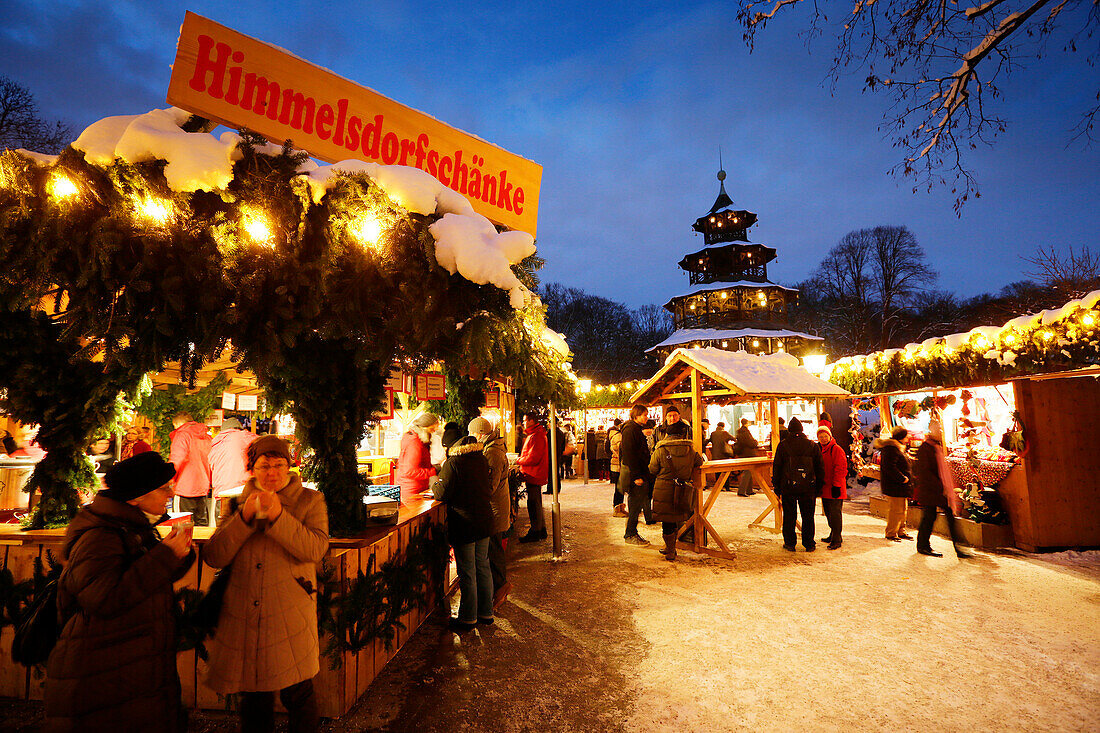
[167,12,542,236]
[416,373,446,401]
[484,390,500,409]
[375,387,394,420]
[237,394,259,411]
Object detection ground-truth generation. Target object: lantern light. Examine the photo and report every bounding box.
[47,174,79,200]
[721,291,728,299]
[752,339,760,347]
[242,208,274,245]
[135,196,172,225]
[350,214,383,247]
[1083,313,1096,327]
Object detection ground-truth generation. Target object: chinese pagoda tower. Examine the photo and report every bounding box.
[648,168,822,360]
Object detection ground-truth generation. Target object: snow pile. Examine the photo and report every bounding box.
[540,327,571,358]
[73,107,243,192]
[304,160,535,307]
[429,214,534,308]
[16,149,58,165]
[668,347,849,398]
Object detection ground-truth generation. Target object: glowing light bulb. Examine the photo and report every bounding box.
[136,196,172,224]
[1084,313,1096,327]
[689,303,696,310]
[242,209,273,245]
[974,336,989,350]
[722,340,728,347]
[47,174,79,200]
[1003,333,1017,345]
[1041,330,1053,341]
[752,340,760,347]
[350,215,383,247]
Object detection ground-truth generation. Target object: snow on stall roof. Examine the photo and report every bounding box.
[663,347,850,398]
[16,149,58,165]
[827,288,1100,374]
[303,160,534,307]
[648,327,823,353]
[45,108,535,308]
[73,107,243,192]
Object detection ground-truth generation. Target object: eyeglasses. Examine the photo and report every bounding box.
[254,461,288,471]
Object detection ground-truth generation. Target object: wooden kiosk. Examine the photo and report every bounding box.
[630,348,849,559]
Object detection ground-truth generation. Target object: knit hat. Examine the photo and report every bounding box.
[246,435,292,470]
[890,426,909,441]
[788,417,804,434]
[442,422,464,448]
[101,452,177,502]
[467,416,493,437]
[816,425,833,439]
[412,412,440,428]
[665,404,680,414]
[221,417,242,430]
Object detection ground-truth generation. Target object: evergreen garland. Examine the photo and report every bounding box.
[827,303,1100,394]
[440,366,487,427]
[136,372,230,454]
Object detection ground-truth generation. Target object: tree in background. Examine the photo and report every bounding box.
[1023,244,1100,299]
[792,225,935,353]
[737,0,1100,211]
[540,283,672,382]
[0,76,72,154]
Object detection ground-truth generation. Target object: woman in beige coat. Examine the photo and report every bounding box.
[203,436,329,733]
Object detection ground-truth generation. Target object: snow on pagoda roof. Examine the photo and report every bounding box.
[630,347,850,404]
[647,327,823,353]
[663,280,799,307]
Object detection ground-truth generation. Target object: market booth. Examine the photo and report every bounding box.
[829,291,1100,551]
[630,347,850,559]
[0,495,448,717]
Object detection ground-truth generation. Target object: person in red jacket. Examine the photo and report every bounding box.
[169,412,213,526]
[816,425,848,549]
[397,412,440,503]
[515,413,549,543]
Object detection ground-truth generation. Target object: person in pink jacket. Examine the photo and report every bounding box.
[817,425,848,550]
[169,411,213,526]
[396,412,439,503]
[515,413,549,543]
[210,418,257,497]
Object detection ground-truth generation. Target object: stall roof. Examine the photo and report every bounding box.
[630,348,850,405]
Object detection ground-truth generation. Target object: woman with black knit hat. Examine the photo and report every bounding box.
[433,422,495,631]
[875,426,914,541]
[46,452,195,732]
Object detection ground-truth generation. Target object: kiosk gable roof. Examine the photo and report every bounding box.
[631,348,850,404]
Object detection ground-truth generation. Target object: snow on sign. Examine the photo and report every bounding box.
[167,12,542,236]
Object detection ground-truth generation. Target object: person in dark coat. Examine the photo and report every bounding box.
[875,426,914,541]
[648,420,703,561]
[653,404,691,444]
[912,419,972,559]
[433,423,495,630]
[771,417,824,552]
[619,404,653,545]
[46,452,195,733]
[777,417,789,444]
[709,422,734,460]
[735,418,761,495]
[816,426,848,549]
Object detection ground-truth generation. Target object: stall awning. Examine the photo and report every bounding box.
[629,347,851,405]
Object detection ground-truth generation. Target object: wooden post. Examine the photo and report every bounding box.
[691,367,704,551]
[770,398,779,452]
[549,403,562,559]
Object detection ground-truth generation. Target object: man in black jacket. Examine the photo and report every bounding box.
[619,404,653,545]
[771,417,824,552]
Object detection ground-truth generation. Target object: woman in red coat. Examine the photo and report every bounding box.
[396,413,440,503]
[816,426,847,549]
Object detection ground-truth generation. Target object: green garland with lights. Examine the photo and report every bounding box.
[827,303,1100,394]
[0,118,571,533]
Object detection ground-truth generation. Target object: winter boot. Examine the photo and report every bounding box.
[659,532,677,561]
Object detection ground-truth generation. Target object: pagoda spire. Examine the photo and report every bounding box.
[710,153,734,214]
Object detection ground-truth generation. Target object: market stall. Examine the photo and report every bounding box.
[828,290,1100,551]
[0,494,449,718]
[629,347,850,559]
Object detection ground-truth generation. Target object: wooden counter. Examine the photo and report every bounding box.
[0,495,448,718]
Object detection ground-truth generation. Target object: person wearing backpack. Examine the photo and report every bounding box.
[771,417,824,552]
[45,451,195,733]
[648,420,703,561]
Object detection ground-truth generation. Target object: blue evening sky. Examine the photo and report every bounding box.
[3,0,1097,308]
